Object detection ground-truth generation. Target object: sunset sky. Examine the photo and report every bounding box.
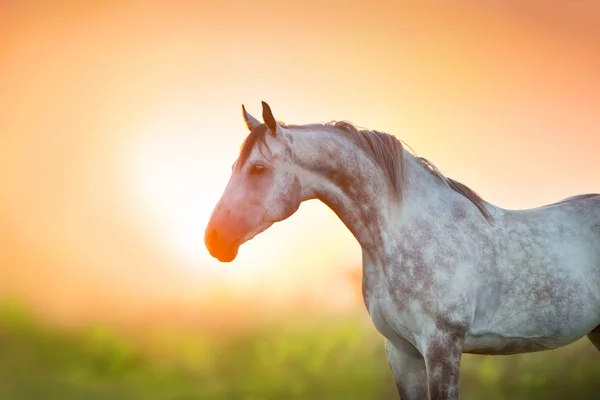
[1,1,599,328]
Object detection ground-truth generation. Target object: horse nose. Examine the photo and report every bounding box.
[204,223,239,263]
[204,226,221,251]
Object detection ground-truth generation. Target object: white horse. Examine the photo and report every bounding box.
[205,102,600,399]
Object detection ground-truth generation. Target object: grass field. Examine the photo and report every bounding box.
[0,300,598,400]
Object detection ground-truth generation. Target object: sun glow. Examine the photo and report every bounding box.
[122,107,298,279]
[124,110,227,268]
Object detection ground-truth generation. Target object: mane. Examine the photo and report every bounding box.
[237,121,492,221]
[236,124,270,170]
[415,157,492,221]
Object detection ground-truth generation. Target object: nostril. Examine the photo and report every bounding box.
[205,227,220,248]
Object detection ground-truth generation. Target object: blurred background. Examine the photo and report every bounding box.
[0,1,599,399]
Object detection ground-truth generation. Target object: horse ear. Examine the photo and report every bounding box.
[242,104,261,131]
[261,101,280,136]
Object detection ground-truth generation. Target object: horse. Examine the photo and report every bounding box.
[204,101,600,399]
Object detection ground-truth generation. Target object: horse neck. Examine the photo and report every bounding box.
[294,129,454,256]
[400,153,459,216]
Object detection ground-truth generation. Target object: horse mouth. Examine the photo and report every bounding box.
[209,241,240,263]
[205,220,274,264]
[204,228,241,263]
[214,244,239,263]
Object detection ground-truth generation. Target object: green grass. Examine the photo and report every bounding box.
[0,300,598,399]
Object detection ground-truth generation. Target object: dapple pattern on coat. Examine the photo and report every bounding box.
[205,102,600,399]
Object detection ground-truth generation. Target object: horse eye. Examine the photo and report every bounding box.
[249,164,266,175]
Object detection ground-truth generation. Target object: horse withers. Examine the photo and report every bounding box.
[205,102,600,399]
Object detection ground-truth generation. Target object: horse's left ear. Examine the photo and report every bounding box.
[242,104,261,131]
[261,101,280,136]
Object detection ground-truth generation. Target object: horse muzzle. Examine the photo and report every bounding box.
[205,206,257,263]
[204,225,241,263]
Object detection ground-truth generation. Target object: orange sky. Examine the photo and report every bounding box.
[1,1,599,328]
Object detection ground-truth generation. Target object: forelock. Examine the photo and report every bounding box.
[235,124,270,171]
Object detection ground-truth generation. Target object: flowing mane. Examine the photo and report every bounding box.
[237,120,492,221]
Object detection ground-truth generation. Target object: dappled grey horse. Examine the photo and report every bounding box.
[204,102,600,399]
